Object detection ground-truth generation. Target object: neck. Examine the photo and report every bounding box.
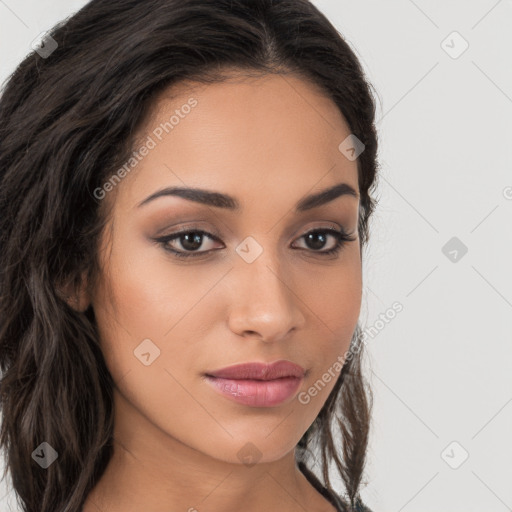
[83,388,334,512]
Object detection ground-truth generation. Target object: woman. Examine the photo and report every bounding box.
[0,1,379,511]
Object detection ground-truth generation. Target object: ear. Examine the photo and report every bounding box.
[57,272,91,312]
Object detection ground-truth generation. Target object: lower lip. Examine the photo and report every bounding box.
[204,375,303,407]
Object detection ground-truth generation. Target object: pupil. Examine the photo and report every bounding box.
[182,232,203,251]
[306,232,326,250]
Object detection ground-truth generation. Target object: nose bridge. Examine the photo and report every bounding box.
[227,242,305,340]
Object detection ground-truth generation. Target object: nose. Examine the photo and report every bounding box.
[226,250,306,343]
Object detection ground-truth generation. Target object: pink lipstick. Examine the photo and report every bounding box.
[204,360,305,407]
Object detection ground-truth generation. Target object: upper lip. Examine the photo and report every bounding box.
[205,360,305,380]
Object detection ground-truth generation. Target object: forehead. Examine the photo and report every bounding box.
[117,72,358,210]
[139,71,351,148]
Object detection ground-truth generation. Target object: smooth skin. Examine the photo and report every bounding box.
[77,71,362,512]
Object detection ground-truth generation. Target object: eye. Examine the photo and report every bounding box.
[291,228,356,256]
[154,226,356,260]
[155,229,223,259]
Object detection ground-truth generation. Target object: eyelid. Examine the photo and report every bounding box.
[155,221,223,240]
[295,221,343,237]
[156,220,346,243]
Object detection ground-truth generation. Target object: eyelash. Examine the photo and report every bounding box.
[154,226,356,260]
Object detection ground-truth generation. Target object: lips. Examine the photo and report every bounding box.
[205,360,305,380]
[204,360,306,407]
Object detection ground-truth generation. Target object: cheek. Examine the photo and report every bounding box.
[90,251,231,451]
[95,232,222,339]
[91,236,238,404]
[299,247,362,337]
[297,251,362,400]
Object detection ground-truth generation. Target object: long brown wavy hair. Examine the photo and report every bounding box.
[0,1,380,511]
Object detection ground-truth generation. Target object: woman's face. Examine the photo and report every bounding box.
[87,72,362,465]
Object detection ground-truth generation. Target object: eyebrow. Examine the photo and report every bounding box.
[137,182,358,212]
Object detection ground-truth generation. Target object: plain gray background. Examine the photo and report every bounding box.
[1,1,511,511]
